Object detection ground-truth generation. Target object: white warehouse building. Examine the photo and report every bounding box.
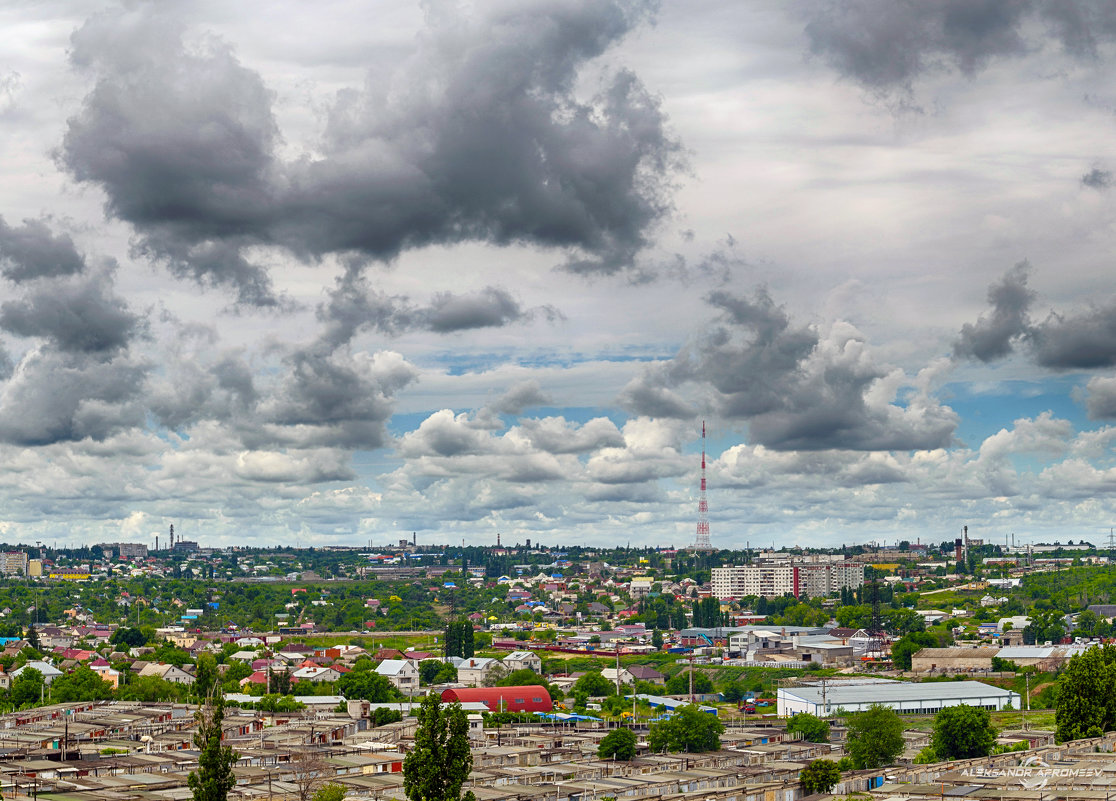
[777,680,1020,718]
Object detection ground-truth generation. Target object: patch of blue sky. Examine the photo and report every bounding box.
[942,376,1089,449]
[420,348,670,375]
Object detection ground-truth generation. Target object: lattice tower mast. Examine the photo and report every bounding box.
[694,421,712,550]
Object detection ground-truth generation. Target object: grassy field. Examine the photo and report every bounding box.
[911,589,981,610]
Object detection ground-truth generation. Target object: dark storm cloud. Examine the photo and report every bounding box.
[616,378,694,418]
[518,416,625,454]
[260,349,418,449]
[1082,167,1113,190]
[213,354,258,409]
[0,271,142,354]
[147,350,258,432]
[689,288,819,418]
[0,217,86,281]
[1032,305,1116,369]
[491,380,553,415]
[955,264,1116,370]
[318,278,418,345]
[1085,377,1116,419]
[424,288,561,333]
[621,287,957,450]
[802,0,1116,93]
[318,277,561,345]
[60,1,678,305]
[61,8,280,306]
[0,348,149,445]
[953,262,1035,362]
[0,240,151,446]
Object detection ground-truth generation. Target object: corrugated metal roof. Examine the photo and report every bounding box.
[996,646,1054,659]
[781,680,1017,705]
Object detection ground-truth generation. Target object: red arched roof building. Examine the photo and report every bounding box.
[441,685,552,713]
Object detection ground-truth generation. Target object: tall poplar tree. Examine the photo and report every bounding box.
[188,689,238,801]
[402,693,475,801]
[461,622,475,658]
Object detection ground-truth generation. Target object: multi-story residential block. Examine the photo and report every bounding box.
[0,552,28,576]
[711,561,864,600]
[100,542,149,559]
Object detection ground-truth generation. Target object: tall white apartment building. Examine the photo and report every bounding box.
[0,551,29,576]
[711,561,864,600]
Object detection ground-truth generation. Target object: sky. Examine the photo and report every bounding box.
[2,1,1116,551]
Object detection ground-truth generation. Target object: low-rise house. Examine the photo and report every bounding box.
[627,664,666,684]
[375,659,420,692]
[453,657,501,687]
[89,658,120,688]
[502,651,542,673]
[291,666,341,683]
[137,663,195,685]
[13,661,64,685]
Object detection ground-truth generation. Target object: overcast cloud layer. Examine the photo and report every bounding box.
[1,1,1116,549]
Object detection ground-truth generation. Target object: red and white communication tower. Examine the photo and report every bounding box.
[692,421,713,551]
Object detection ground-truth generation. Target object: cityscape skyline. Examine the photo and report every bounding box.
[2,2,1116,548]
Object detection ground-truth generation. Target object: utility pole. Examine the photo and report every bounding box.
[689,652,694,704]
[1023,672,1029,731]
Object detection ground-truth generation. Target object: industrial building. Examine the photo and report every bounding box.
[777,680,1019,717]
[440,685,552,713]
[911,644,1095,673]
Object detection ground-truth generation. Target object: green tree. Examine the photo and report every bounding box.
[338,670,400,703]
[444,623,461,659]
[50,665,114,702]
[786,712,830,743]
[419,660,446,685]
[597,728,637,760]
[652,629,663,649]
[253,694,305,713]
[1055,643,1116,741]
[194,653,220,699]
[573,671,613,697]
[118,675,187,703]
[495,668,544,687]
[461,623,475,659]
[845,704,904,769]
[10,667,44,707]
[110,627,147,648]
[1024,608,1065,645]
[372,707,403,726]
[800,759,841,794]
[647,705,724,753]
[931,705,997,760]
[311,784,346,801]
[402,693,475,801]
[772,603,829,628]
[890,631,937,671]
[666,671,713,695]
[187,691,238,801]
